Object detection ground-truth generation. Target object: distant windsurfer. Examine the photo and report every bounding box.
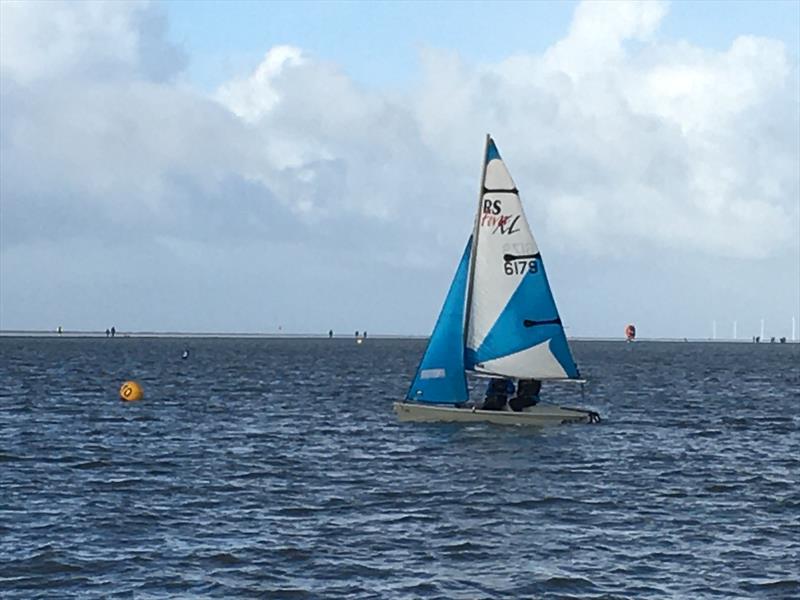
[482,378,515,410]
[509,379,541,411]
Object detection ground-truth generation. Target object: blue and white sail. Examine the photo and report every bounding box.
[464,138,580,380]
[405,238,472,404]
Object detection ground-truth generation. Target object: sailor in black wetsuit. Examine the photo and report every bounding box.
[508,379,541,412]
[482,378,515,411]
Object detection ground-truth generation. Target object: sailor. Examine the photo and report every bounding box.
[482,378,515,410]
[509,379,541,412]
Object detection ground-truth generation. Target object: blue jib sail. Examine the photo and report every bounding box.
[405,238,472,404]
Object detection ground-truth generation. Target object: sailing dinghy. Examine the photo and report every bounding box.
[394,136,600,426]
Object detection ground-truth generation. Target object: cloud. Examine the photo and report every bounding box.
[408,6,797,260]
[0,0,185,84]
[1,0,797,333]
[215,46,306,123]
[544,0,668,77]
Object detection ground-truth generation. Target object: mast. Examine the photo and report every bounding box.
[463,133,491,349]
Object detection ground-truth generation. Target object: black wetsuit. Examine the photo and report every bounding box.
[508,379,541,412]
[483,379,515,411]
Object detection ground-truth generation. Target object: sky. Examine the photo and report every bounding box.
[1,0,798,339]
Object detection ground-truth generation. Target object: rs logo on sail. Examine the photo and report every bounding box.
[481,213,520,235]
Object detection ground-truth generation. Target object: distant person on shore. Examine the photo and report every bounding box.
[509,379,541,412]
[328,329,333,338]
[111,326,116,337]
[105,328,110,337]
[482,378,515,411]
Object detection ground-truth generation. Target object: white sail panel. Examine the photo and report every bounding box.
[473,339,569,380]
[466,158,539,353]
[484,155,516,191]
[464,137,580,380]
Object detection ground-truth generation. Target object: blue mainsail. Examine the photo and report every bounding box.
[405,238,472,404]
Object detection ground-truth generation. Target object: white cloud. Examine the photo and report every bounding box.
[215,45,305,123]
[0,0,184,84]
[1,0,797,333]
[402,3,798,259]
[544,0,668,77]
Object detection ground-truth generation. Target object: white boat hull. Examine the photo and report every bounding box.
[393,401,600,426]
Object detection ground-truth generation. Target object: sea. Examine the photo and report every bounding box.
[1,337,798,599]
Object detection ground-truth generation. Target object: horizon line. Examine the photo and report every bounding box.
[1,330,797,343]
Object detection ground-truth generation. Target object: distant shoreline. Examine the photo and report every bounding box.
[1,330,796,343]
[0,330,424,339]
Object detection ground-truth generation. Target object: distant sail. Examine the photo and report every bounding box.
[406,238,472,403]
[465,138,579,380]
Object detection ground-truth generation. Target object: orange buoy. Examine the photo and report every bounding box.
[119,381,143,402]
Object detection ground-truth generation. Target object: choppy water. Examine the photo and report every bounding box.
[1,337,798,599]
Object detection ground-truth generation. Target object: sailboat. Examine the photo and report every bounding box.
[394,135,600,425]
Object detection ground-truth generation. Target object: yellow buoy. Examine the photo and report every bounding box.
[119,381,143,402]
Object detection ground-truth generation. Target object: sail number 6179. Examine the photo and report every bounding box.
[504,259,537,276]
